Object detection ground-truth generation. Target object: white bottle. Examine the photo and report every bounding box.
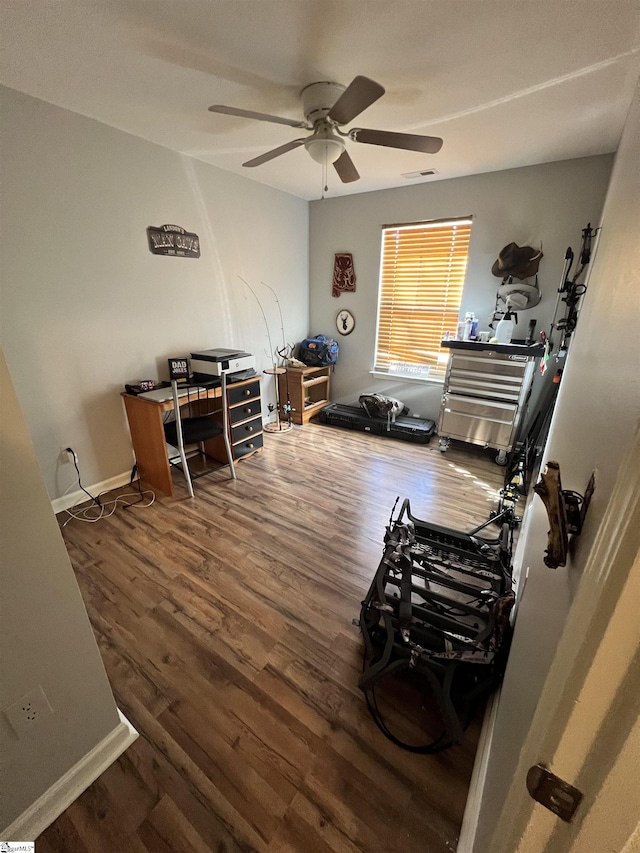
[495,311,514,344]
[462,312,473,341]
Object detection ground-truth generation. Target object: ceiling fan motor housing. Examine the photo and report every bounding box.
[301,81,346,124]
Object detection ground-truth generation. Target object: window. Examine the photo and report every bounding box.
[374,217,472,380]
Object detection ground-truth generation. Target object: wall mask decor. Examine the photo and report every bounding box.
[332,252,356,297]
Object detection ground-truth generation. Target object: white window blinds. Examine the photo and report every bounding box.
[375,217,472,380]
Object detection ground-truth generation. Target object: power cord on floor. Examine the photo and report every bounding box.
[61,448,155,526]
[361,648,454,754]
[67,447,102,508]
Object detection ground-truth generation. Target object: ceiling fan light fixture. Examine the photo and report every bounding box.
[304,136,345,165]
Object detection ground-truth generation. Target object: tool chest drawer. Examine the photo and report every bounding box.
[440,395,518,450]
[446,352,528,401]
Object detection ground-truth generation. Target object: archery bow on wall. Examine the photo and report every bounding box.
[549,223,599,355]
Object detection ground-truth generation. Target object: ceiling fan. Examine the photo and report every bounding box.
[208,75,443,183]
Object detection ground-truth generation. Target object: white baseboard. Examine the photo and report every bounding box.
[51,471,136,514]
[1,709,138,841]
[457,689,501,853]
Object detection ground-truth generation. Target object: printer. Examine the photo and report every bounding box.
[190,348,255,377]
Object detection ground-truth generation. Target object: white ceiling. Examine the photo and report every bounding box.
[2,1,639,201]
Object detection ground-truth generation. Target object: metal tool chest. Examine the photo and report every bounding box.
[438,342,542,463]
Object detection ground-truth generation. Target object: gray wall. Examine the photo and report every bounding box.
[309,156,613,421]
[1,349,122,831]
[0,86,309,501]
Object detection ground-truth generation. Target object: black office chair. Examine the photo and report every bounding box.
[163,374,236,497]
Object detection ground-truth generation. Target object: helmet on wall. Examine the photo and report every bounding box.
[497,279,542,311]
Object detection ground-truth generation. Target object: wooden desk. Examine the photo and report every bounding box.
[122,385,224,497]
[122,375,264,497]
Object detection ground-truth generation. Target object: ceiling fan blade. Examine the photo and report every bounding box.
[327,76,385,125]
[242,138,306,167]
[209,104,308,129]
[333,150,360,183]
[352,128,443,154]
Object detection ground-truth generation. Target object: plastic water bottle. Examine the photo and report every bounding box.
[463,312,473,341]
[470,315,479,340]
[495,311,514,344]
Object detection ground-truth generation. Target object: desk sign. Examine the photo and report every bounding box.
[147,224,200,258]
[168,357,190,382]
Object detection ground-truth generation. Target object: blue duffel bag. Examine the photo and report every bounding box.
[299,334,339,367]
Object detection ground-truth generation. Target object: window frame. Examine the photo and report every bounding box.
[373,216,473,383]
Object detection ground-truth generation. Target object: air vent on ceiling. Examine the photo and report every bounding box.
[401,168,438,179]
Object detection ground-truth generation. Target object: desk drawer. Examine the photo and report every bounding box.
[228,380,261,406]
[230,398,262,425]
[233,432,263,459]
[231,416,262,444]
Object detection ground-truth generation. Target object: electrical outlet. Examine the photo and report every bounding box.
[3,685,53,736]
[59,446,73,464]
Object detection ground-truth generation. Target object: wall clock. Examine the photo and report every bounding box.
[336,309,356,336]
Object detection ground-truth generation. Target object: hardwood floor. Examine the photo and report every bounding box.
[39,422,509,853]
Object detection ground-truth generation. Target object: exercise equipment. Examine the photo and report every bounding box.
[359,498,515,751]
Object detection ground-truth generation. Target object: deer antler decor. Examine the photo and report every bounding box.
[534,462,594,569]
[534,462,569,568]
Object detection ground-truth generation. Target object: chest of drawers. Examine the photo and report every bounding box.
[225,377,264,459]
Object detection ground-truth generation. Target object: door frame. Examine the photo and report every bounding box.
[461,422,640,852]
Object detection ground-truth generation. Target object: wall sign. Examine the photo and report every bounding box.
[147,224,200,258]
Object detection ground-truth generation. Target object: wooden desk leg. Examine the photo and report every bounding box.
[122,395,174,497]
